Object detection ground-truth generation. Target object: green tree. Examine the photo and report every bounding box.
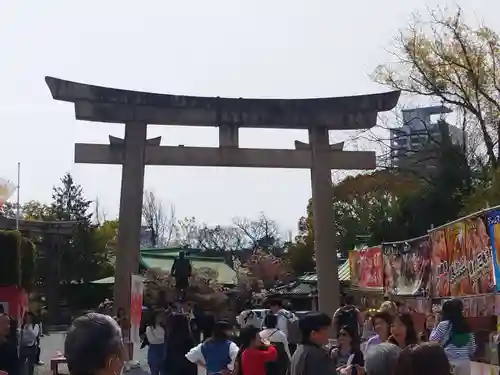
[22,200,54,220]
[95,219,119,258]
[297,170,425,259]
[286,243,315,276]
[330,171,419,256]
[387,131,471,240]
[373,6,500,168]
[461,168,500,214]
[52,173,112,283]
[52,173,92,223]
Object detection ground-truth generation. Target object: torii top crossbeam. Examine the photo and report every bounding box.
[45,77,399,129]
[44,75,400,324]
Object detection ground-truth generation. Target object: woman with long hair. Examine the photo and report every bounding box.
[330,325,364,374]
[430,299,475,375]
[420,313,436,342]
[163,313,197,375]
[365,311,392,352]
[186,320,239,375]
[145,310,165,375]
[235,326,276,375]
[388,313,418,349]
[20,312,41,375]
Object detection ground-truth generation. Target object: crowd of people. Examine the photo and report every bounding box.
[329,296,475,375]
[56,294,477,375]
[0,295,479,375]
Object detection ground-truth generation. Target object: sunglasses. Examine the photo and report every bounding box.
[339,332,349,337]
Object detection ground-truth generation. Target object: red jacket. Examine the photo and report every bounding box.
[241,346,277,375]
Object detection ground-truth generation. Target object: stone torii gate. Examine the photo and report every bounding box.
[45,76,399,318]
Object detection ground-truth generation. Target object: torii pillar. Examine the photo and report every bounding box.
[45,76,400,319]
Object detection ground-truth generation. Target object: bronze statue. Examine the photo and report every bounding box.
[171,251,192,300]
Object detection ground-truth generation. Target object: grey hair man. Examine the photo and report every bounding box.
[364,342,402,375]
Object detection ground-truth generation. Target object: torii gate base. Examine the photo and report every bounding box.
[45,77,400,323]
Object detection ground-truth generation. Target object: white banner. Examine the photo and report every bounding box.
[130,275,144,344]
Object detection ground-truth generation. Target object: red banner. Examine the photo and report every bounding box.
[349,247,383,289]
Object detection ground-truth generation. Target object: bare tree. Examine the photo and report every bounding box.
[175,217,247,251]
[233,213,281,251]
[142,190,176,247]
[197,224,246,251]
[175,216,201,248]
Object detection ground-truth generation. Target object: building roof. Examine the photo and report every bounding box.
[45,76,400,130]
[298,259,350,283]
[92,247,237,285]
[269,260,350,296]
[270,282,317,296]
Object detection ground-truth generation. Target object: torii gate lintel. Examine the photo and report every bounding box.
[45,76,400,321]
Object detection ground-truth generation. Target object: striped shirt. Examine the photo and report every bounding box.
[429,321,476,361]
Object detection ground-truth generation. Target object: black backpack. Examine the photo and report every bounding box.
[336,306,358,334]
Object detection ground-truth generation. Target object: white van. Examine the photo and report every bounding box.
[236,309,269,328]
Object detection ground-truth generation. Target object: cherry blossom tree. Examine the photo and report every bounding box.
[241,249,292,289]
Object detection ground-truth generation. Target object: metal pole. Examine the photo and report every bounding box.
[16,162,20,230]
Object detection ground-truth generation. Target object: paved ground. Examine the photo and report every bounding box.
[37,332,149,375]
[36,332,499,375]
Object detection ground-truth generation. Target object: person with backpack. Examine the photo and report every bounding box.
[332,295,363,338]
[429,299,475,375]
[260,314,291,375]
[186,320,239,375]
[268,299,300,350]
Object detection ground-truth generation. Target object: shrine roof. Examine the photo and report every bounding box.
[45,76,400,129]
[0,215,78,234]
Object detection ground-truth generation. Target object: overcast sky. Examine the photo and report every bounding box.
[0,1,498,234]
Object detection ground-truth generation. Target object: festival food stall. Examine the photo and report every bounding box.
[349,206,500,363]
[381,234,432,331]
[429,209,497,362]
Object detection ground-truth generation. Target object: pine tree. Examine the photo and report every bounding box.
[51,173,112,284]
[52,173,92,223]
